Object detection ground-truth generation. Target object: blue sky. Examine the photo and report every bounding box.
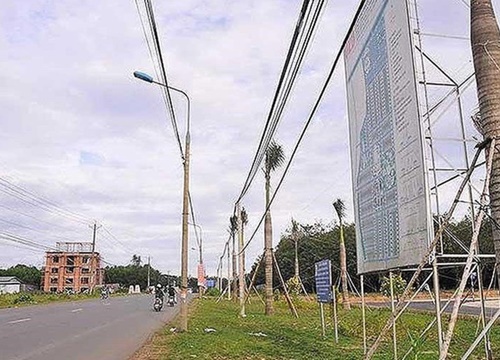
[0,0,496,276]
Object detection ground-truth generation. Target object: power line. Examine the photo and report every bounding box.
[135,0,185,161]
[0,178,91,226]
[188,191,201,249]
[239,0,367,255]
[236,0,325,203]
[0,232,57,252]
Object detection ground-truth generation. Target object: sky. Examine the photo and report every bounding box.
[0,0,498,277]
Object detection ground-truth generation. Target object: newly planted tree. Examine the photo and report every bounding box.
[263,140,285,315]
[229,215,239,296]
[239,206,249,316]
[333,199,350,310]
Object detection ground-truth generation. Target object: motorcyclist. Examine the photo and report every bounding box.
[167,285,176,303]
[155,284,165,299]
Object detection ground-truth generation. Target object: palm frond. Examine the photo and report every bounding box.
[229,215,238,234]
[241,207,248,226]
[264,140,285,174]
[333,198,345,222]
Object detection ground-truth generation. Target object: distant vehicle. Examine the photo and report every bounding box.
[167,295,175,307]
[153,297,163,312]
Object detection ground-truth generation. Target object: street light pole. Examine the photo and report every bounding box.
[133,71,190,332]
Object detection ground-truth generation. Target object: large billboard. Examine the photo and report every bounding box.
[344,0,430,274]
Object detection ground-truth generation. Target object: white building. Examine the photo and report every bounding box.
[0,276,23,294]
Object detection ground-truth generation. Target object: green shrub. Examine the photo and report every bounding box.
[380,274,406,300]
[205,287,221,297]
[13,293,34,304]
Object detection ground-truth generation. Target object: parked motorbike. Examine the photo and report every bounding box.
[167,295,175,307]
[153,297,163,312]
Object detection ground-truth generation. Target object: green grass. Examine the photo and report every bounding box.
[134,296,500,360]
[0,291,102,308]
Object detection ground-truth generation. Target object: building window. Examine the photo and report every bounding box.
[65,278,74,285]
[81,277,89,285]
[52,256,59,263]
[51,267,59,274]
[82,267,90,274]
[82,256,90,264]
[66,256,75,266]
[65,267,74,274]
[49,287,57,293]
[50,278,58,284]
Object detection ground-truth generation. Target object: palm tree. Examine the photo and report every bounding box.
[241,207,249,285]
[471,0,500,290]
[333,199,350,310]
[229,215,238,296]
[263,140,285,315]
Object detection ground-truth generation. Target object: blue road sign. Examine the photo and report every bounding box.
[315,259,332,303]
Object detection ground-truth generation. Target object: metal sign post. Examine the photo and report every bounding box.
[332,285,339,343]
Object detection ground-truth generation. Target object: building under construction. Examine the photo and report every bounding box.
[42,242,104,293]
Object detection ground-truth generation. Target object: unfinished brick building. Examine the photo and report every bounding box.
[43,242,104,293]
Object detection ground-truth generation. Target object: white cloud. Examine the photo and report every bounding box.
[0,0,497,275]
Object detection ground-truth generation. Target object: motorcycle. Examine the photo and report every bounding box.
[167,295,175,307]
[153,297,163,312]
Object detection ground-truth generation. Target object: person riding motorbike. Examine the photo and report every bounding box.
[155,284,165,299]
[167,285,176,305]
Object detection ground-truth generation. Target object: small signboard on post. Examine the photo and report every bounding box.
[315,259,332,338]
[315,259,332,303]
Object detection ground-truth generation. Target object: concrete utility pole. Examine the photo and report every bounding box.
[180,106,190,332]
[90,221,101,292]
[132,71,191,332]
[147,256,151,290]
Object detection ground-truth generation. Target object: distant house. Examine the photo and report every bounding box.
[0,276,23,294]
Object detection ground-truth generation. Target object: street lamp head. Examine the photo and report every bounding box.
[133,71,154,83]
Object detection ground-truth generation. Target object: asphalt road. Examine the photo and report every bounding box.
[0,294,180,360]
[367,298,500,319]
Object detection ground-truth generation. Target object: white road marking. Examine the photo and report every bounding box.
[7,318,31,324]
[71,308,83,313]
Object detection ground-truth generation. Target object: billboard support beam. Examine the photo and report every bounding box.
[365,140,489,359]
[439,139,495,359]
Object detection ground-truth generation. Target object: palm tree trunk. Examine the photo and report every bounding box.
[339,221,350,310]
[232,232,237,297]
[264,173,274,315]
[294,238,299,278]
[471,0,500,289]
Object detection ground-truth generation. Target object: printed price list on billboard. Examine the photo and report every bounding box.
[315,259,332,303]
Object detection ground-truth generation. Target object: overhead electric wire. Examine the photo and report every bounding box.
[0,218,81,244]
[0,232,58,252]
[100,225,140,255]
[188,191,201,249]
[0,203,89,236]
[0,178,90,226]
[239,0,367,255]
[261,0,326,148]
[236,0,315,202]
[135,0,185,161]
